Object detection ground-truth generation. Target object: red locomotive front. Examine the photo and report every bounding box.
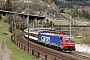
[62,35,75,51]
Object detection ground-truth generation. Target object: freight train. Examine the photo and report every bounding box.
[24,28,75,51]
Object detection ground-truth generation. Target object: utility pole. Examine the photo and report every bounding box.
[52,18,54,27]
[14,21,16,44]
[27,0,31,52]
[33,20,34,28]
[70,15,72,36]
[42,20,43,28]
[12,21,13,34]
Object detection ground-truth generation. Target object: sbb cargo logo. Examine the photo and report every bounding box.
[41,36,50,43]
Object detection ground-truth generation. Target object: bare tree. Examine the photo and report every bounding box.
[7,14,26,30]
[11,1,26,12]
[0,0,5,9]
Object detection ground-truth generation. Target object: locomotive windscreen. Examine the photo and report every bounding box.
[65,37,74,42]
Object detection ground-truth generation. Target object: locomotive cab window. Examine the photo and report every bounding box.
[65,37,74,42]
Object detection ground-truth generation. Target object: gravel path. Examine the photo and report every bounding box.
[0,37,13,60]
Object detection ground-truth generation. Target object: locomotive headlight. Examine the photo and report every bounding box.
[65,45,67,46]
[72,45,74,46]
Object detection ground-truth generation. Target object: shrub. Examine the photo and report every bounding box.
[81,36,90,44]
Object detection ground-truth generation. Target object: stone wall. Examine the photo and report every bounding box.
[48,18,90,26]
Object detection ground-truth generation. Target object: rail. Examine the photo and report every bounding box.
[11,34,82,60]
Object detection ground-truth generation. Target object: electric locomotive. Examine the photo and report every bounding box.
[38,33,75,51]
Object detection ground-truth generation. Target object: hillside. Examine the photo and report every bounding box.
[1,0,90,21]
[57,0,90,8]
[0,16,39,60]
[0,16,11,40]
[23,0,90,19]
[26,0,62,17]
[0,0,62,18]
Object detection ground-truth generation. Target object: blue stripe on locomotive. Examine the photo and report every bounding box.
[38,34,63,47]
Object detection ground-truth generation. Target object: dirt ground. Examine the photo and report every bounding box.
[0,37,13,60]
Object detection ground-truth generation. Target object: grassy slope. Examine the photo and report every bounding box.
[7,36,37,60]
[75,30,90,43]
[0,21,10,40]
[0,17,38,60]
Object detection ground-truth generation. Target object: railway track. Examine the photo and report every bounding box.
[12,34,87,60]
[67,52,90,60]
